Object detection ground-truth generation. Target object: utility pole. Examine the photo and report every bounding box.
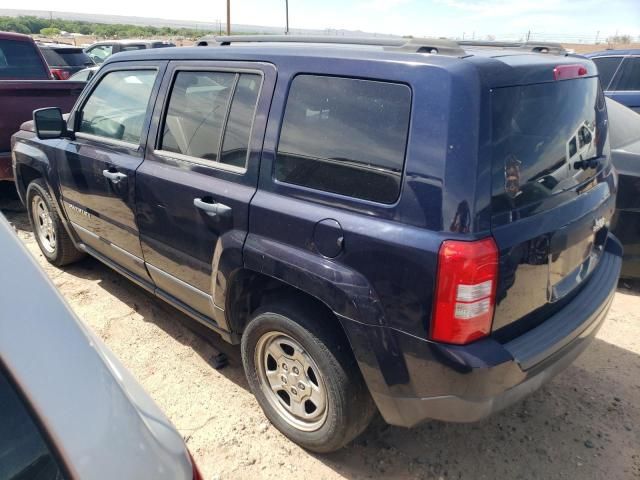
[285,0,290,35]
[595,30,600,44]
[226,0,231,36]
[526,30,531,41]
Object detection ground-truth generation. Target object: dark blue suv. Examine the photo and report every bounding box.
[11,36,622,452]
[586,49,640,112]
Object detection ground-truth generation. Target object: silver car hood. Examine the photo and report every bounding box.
[0,215,192,480]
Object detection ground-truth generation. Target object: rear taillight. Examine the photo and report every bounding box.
[188,450,204,480]
[50,68,70,80]
[431,237,498,345]
[553,64,588,81]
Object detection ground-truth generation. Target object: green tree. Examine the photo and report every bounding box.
[0,19,30,34]
[40,27,60,37]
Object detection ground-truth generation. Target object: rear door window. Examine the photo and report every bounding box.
[220,74,261,167]
[613,57,640,91]
[0,39,48,79]
[160,71,262,169]
[78,69,158,144]
[591,56,623,90]
[275,75,411,204]
[0,369,66,479]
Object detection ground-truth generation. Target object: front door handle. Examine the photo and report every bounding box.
[193,198,232,217]
[102,169,127,184]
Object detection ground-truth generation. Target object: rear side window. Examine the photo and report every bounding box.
[160,71,261,169]
[591,56,623,90]
[120,44,146,52]
[40,48,93,67]
[614,57,640,91]
[79,69,157,144]
[275,75,411,204]
[86,45,112,64]
[0,39,48,79]
[0,369,65,479]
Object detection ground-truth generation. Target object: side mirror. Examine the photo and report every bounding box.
[33,108,67,140]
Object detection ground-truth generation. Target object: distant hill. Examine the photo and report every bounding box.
[0,8,396,37]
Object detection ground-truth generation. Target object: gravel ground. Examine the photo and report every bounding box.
[2,192,639,480]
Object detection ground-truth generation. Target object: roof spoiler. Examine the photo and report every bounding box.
[458,40,567,54]
[195,35,567,56]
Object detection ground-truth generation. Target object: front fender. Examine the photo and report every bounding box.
[12,136,51,202]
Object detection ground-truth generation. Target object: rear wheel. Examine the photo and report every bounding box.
[241,300,375,452]
[26,179,84,266]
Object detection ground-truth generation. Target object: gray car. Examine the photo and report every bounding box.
[0,215,200,479]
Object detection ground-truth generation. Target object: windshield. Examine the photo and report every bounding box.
[491,77,608,215]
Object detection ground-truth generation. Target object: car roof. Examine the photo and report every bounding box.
[0,30,34,42]
[0,215,192,480]
[38,43,83,50]
[107,41,595,88]
[94,39,171,45]
[586,49,640,57]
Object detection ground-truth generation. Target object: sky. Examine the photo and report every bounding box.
[11,0,640,41]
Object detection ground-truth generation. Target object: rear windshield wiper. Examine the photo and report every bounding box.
[574,157,601,170]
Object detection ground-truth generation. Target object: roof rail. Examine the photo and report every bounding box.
[459,40,567,54]
[196,35,467,56]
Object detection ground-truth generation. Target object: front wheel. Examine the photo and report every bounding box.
[26,179,84,266]
[241,300,375,453]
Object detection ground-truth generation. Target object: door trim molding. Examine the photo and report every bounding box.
[75,132,141,150]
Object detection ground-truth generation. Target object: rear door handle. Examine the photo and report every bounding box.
[102,169,127,184]
[193,198,232,217]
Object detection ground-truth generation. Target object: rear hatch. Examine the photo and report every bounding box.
[489,72,615,339]
[40,47,95,76]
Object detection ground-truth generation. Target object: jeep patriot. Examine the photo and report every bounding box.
[11,36,622,452]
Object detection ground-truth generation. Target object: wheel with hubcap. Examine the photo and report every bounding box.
[255,331,328,432]
[31,194,57,255]
[242,300,375,453]
[26,179,85,266]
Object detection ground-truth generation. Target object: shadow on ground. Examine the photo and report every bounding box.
[2,194,638,480]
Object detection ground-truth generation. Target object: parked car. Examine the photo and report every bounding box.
[0,31,85,181]
[84,39,176,64]
[607,97,640,278]
[68,65,99,82]
[0,214,202,479]
[38,42,96,79]
[12,35,622,452]
[586,49,640,112]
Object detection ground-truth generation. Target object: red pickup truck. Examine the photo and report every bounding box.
[0,31,85,180]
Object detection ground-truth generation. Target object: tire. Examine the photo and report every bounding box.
[241,299,376,453]
[26,179,85,267]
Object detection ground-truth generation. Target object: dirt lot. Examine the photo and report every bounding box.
[1,193,639,480]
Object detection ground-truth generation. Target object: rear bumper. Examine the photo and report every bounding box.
[343,235,622,427]
[0,152,13,181]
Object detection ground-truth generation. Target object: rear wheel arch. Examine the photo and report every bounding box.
[226,269,354,349]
